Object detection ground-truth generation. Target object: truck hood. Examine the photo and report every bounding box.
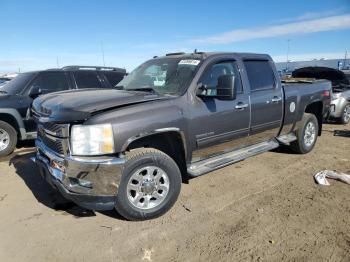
[32,89,171,122]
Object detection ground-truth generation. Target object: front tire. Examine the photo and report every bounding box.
[290,113,318,154]
[115,148,181,221]
[339,103,350,124]
[0,120,17,157]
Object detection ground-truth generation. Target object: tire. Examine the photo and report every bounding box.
[339,103,350,124]
[0,120,17,157]
[115,148,182,221]
[290,113,318,154]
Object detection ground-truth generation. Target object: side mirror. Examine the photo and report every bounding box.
[216,75,236,100]
[29,86,42,98]
[196,83,208,97]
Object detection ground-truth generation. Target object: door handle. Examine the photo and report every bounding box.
[271,96,282,103]
[235,102,249,110]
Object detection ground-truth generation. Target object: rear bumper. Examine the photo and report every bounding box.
[34,139,126,211]
[330,97,347,118]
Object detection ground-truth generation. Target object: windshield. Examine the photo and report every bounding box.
[0,73,35,95]
[117,57,201,96]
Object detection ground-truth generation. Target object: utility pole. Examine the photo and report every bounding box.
[286,39,290,72]
[56,56,60,68]
[343,50,348,70]
[101,42,106,66]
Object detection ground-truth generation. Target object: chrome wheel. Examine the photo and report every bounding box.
[0,128,10,151]
[343,105,350,123]
[304,122,316,147]
[127,166,170,210]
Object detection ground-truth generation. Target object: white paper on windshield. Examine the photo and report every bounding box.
[179,60,200,66]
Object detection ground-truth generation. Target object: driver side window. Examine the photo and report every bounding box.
[29,72,70,94]
[200,61,242,96]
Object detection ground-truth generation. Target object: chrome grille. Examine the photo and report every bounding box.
[41,122,70,137]
[37,124,70,156]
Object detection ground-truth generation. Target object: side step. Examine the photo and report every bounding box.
[187,140,280,177]
[276,133,297,145]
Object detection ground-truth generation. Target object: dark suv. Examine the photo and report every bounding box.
[0,66,127,156]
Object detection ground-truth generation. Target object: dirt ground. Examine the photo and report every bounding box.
[0,123,349,262]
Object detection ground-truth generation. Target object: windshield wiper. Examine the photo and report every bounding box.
[0,90,7,94]
[126,87,159,95]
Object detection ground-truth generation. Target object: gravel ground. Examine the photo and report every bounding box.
[0,123,349,262]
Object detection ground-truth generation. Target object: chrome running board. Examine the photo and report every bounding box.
[276,133,297,145]
[187,140,279,177]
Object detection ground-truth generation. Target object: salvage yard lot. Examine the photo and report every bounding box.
[0,124,349,262]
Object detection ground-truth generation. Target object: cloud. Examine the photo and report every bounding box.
[272,9,345,24]
[272,52,347,63]
[191,14,350,44]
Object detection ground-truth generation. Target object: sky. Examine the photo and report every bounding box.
[1,0,350,73]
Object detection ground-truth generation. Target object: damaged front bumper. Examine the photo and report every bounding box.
[33,139,125,211]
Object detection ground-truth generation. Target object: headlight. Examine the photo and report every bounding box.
[71,124,114,156]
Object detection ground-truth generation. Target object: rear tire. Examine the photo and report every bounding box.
[0,120,17,157]
[115,148,181,221]
[290,113,318,154]
[339,103,350,124]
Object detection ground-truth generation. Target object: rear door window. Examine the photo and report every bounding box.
[244,60,275,91]
[102,71,125,87]
[74,71,103,89]
[28,72,70,94]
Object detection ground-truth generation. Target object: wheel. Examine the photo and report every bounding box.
[339,103,350,124]
[0,120,17,157]
[290,113,318,154]
[115,148,182,221]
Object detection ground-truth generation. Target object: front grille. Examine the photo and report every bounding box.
[37,124,70,156]
[41,122,70,137]
[38,132,65,155]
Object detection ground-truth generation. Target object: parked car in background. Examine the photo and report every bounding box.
[0,77,12,87]
[0,65,127,156]
[32,52,331,220]
[292,67,350,124]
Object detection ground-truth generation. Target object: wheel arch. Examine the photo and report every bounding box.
[304,101,323,135]
[123,129,187,176]
[0,111,23,138]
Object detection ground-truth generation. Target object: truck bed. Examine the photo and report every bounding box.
[280,79,332,137]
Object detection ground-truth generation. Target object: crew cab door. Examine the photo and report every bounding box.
[191,60,250,162]
[243,60,283,143]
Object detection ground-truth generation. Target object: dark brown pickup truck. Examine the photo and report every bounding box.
[32,52,332,220]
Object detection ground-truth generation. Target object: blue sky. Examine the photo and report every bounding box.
[1,0,350,73]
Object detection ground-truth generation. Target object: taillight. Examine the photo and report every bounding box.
[323,90,330,97]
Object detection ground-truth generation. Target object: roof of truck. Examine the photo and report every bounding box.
[155,51,271,60]
[24,66,127,74]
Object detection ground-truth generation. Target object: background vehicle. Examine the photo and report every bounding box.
[292,67,350,124]
[0,66,127,156]
[32,52,331,220]
[0,77,12,87]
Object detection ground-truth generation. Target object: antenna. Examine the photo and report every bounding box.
[101,42,106,66]
[286,39,291,72]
